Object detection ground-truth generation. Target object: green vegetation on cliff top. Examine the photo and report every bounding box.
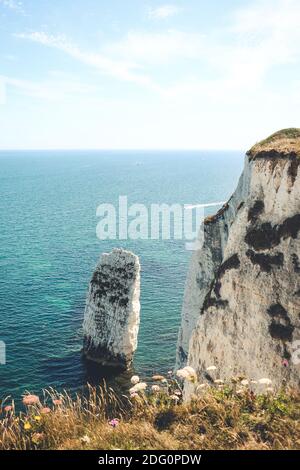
[0,381,299,450]
[248,128,300,159]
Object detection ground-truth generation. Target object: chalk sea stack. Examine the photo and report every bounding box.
[83,248,140,370]
[176,128,300,394]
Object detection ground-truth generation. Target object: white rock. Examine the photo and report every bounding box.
[83,248,140,370]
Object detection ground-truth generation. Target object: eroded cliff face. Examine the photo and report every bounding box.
[83,248,140,370]
[177,129,300,392]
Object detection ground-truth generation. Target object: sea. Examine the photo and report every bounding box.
[0,150,244,401]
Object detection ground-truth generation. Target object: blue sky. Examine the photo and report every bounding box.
[0,0,299,149]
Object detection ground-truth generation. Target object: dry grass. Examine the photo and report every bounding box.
[247,128,300,159]
[0,381,299,450]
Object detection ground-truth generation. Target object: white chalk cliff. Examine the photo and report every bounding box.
[176,129,300,391]
[83,248,140,370]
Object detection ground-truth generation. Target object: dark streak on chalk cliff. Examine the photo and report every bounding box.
[245,214,300,251]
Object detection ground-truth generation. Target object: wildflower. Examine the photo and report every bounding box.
[176,369,188,379]
[34,415,41,422]
[41,407,51,414]
[130,375,140,385]
[282,359,289,367]
[258,378,272,385]
[129,382,147,394]
[236,389,244,395]
[130,392,139,399]
[109,418,119,428]
[24,422,32,430]
[214,379,224,384]
[206,366,217,372]
[152,375,165,382]
[22,394,39,406]
[241,379,249,386]
[184,366,197,375]
[4,405,13,412]
[151,385,160,393]
[196,384,208,392]
[237,375,246,382]
[80,435,91,444]
[174,390,182,396]
[176,366,197,382]
[170,395,179,402]
[32,432,44,443]
[53,399,63,406]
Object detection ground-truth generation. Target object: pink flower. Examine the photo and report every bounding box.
[282,359,289,367]
[41,407,51,414]
[109,418,119,428]
[23,395,39,406]
[52,399,62,406]
[4,405,13,412]
[32,432,44,442]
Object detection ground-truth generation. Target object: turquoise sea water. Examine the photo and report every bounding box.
[0,150,244,399]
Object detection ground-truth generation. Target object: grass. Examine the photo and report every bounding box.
[0,375,299,450]
[247,128,300,159]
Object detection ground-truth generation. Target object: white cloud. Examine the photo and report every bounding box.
[167,0,300,94]
[221,0,300,87]
[15,0,300,97]
[105,30,205,64]
[3,53,17,61]
[148,4,181,20]
[4,74,100,101]
[232,0,300,35]
[231,0,300,61]
[14,31,161,91]
[11,0,300,150]
[0,0,24,13]
[105,1,300,92]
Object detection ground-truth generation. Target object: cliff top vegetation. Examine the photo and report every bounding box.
[247,128,300,160]
[0,372,299,450]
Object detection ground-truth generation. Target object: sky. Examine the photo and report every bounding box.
[0,0,299,150]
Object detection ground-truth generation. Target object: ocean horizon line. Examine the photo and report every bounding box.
[0,147,245,153]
